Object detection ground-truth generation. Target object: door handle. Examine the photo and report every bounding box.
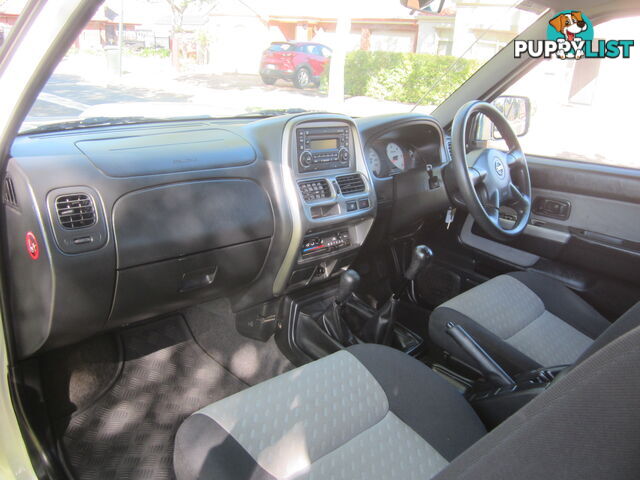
[533,197,571,220]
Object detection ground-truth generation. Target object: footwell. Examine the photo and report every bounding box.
[56,316,247,480]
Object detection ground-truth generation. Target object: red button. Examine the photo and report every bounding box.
[25,232,39,260]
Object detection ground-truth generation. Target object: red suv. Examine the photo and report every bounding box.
[259,41,332,89]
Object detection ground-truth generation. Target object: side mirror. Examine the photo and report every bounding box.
[400,0,445,14]
[491,95,531,138]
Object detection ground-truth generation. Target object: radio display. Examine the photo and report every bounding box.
[310,138,338,150]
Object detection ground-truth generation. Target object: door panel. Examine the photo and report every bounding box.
[531,187,640,244]
[460,157,640,320]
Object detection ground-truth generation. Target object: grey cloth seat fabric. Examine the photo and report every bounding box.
[174,344,486,480]
[175,302,640,480]
[429,271,610,375]
[433,300,640,480]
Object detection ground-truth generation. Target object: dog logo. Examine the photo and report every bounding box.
[548,11,588,59]
[514,11,633,60]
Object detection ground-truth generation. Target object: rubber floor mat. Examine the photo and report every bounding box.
[58,316,247,480]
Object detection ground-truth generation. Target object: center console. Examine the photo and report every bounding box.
[274,115,376,295]
[466,366,566,428]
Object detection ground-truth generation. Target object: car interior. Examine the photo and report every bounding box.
[2,0,640,479]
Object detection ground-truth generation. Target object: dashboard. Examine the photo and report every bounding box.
[3,112,449,359]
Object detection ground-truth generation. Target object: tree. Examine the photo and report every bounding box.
[164,0,218,33]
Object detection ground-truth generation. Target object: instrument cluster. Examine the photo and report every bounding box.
[364,123,442,178]
[366,141,419,177]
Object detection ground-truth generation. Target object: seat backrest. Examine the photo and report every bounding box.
[434,301,640,480]
[576,300,640,364]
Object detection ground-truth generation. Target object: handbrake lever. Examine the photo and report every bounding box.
[446,322,514,387]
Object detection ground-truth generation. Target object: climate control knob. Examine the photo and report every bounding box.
[299,150,313,167]
[338,147,350,163]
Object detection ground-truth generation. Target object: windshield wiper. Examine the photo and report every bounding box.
[236,108,315,117]
[20,116,169,134]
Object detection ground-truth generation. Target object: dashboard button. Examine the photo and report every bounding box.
[346,200,357,212]
[338,147,350,162]
[299,151,313,167]
[358,198,370,209]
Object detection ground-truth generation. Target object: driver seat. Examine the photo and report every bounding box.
[429,270,612,376]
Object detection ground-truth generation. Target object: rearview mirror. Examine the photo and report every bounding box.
[400,0,445,14]
[491,95,531,138]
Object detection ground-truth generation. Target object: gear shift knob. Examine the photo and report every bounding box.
[405,245,433,281]
[336,269,360,304]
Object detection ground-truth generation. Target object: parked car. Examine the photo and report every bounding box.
[259,41,331,88]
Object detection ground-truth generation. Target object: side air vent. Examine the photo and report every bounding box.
[55,193,96,229]
[336,174,365,195]
[446,137,453,160]
[3,177,17,207]
[299,179,331,202]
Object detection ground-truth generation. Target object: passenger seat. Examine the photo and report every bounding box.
[175,302,640,480]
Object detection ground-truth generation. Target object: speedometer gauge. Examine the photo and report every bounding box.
[366,147,382,176]
[386,142,405,170]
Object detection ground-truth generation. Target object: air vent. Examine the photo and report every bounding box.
[299,179,331,202]
[55,194,96,229]
[336,174,365,195]
[3,177,17,207]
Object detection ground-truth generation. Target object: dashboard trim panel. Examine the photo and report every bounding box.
[273,115,376,295]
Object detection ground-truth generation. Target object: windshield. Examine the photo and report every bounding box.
[17,0,546,132]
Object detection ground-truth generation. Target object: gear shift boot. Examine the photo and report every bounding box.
[314,269,361,346]
[358,296,399,344]
[317,302,358,346]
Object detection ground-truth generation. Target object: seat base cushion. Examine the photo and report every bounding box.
[174,345,485,480]
[429,271,609,376]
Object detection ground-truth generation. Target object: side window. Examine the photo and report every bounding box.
[496,16,640,170]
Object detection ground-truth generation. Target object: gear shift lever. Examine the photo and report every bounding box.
[399,245,433,296]
[406,245,433,282]
[316,269,360,346]
[355,245,433,346]
[337,269,360,304]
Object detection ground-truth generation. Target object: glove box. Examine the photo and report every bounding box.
[109,178,274,326]
[108,238,270,326]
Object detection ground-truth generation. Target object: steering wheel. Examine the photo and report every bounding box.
[449,100,532,241]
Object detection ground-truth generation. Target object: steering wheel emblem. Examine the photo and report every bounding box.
[494,158,505,178]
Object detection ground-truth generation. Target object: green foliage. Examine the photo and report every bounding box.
[135,47,171,58]
[343,50,480,106]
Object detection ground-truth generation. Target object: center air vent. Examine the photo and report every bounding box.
[56,193,96,229]
[299,179,331,202]
[336,174,365,195]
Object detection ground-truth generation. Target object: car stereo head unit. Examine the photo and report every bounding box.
[296,126,351,173]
